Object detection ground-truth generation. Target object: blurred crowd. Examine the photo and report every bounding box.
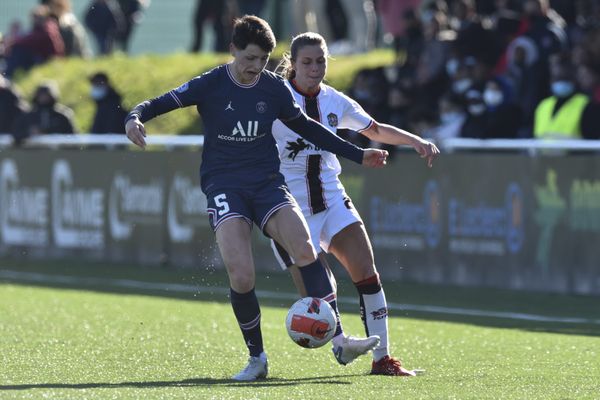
[1,0,600,145]
[343,0,600,148]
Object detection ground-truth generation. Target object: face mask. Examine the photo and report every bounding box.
[483,89,504,107]
[468,104,486,115]
[551,81,574,98]
[91,85,108,100]
[452,78,472,94]
[440,111,463,124]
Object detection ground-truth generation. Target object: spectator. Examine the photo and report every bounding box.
[3,5,65,78]
[45,0,91,57]
[518,0,568,122]
[375,0,422,54]
[88,72,127,134]
[452,1,502,69]
[334,0,378,53]
[446,54,471,95]
[325,0,349,50]
[460,89,488,138]
[482,77,522,138]
[385,84,415,132]
[12,80,76,145]
[2,20,25,49]
[406,105,438,139]
[84,0,125,55]
[234,0,266,16]
[0,75,28,134]
[449,0,479,32]
[427,92,466,141]
[577,63,600,140]
[347,68,389,146]
[489,0,527,76]
[189,0,228,52]
[115,0,148,52]
[504,37,542,133]
[415,11,452,109]
[533,56,589,139]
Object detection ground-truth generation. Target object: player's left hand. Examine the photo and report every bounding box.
[362,149,388,168]
[412,139,440,168]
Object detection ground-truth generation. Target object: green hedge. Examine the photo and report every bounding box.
[13,50,395,134]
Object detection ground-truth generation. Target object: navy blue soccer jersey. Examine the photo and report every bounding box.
[128,63,363,193]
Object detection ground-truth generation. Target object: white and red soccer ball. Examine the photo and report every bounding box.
[285,297,337,348]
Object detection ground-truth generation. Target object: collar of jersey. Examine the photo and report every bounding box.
[226,63,261,88]
[289,79,321,98]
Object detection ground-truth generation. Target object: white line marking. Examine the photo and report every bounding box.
[1,270,599,325]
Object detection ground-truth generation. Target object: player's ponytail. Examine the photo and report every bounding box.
[276,32,329,81]
[276,52,295,80]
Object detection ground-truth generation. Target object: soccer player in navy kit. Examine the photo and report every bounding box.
[125,16,388,381]
[271,32,439,376]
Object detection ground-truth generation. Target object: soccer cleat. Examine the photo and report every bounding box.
[232,353,268,381]
[332,335,380,366]
[370,355,417,376]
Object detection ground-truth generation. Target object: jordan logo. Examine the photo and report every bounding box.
[225,101,234,111]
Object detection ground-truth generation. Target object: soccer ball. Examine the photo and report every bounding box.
[285,297,337,348]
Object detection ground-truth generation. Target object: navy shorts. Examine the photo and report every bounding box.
[206,181,296,233]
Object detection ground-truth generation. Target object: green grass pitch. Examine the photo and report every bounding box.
[1,263,599,400]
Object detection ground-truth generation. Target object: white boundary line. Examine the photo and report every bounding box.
[2,269,600,325]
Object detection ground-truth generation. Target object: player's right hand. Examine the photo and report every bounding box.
[362,149,388,168]
[125,117,147,149]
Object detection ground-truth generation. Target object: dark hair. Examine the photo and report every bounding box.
[277,32,328,80]
[232,15,276,53]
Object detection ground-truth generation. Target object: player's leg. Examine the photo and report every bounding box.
[272,206,379,365]
[208,191,267,381]
[328,222,415,376]
[270,211,335,297]
[263,204,344,335]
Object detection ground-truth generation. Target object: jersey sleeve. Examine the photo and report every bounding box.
[276,80,303,122]
[169,74,211,107]
[338,91,374,132]
[125,73,212,123]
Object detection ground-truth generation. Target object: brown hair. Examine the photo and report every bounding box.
[47,0,71,18]
[277,32,329,80]
[232,15,276,53]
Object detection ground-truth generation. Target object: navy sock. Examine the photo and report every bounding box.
[299,259,343,337]
[230,287,264,357]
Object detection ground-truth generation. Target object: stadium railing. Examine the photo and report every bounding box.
[0,133,204,149]
[0,133,599,152]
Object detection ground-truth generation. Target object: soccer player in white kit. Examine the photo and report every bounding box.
[271,32,439,376]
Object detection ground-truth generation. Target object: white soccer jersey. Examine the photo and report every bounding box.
[272,81,373,216]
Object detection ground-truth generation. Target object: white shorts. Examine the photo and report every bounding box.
[271,196,362,270]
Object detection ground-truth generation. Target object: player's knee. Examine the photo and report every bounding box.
[288,240,317,266]
[226,265,255,292]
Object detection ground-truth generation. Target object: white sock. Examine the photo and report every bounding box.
[332,333,345,348]
[361,289,389,361]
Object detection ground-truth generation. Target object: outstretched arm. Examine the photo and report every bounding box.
[124,93,181,149]
[361,121,440,167]
[283,113,388,168]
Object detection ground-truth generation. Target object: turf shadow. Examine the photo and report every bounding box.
[0,374,361,391]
